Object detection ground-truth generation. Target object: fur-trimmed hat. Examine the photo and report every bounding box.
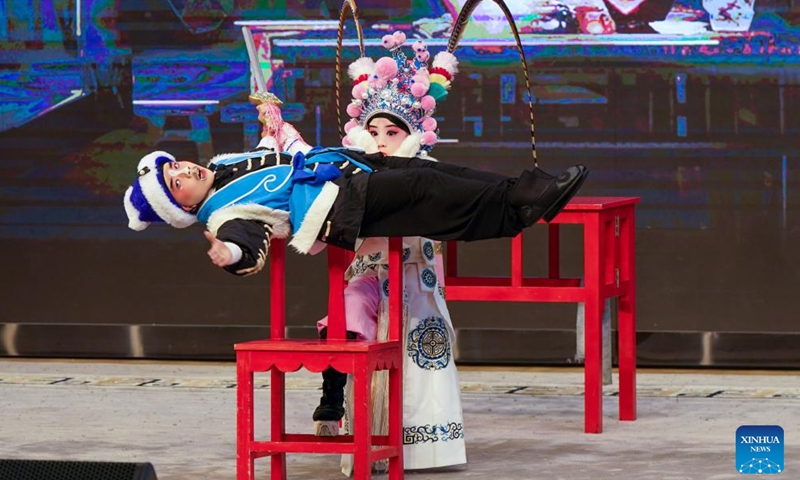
[123,151,198,231]
[342,31,458,157]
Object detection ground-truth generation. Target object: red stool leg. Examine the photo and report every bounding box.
[387,236,404,477]
[618,208,637,421]
[353,360,372,480]
[270,369,287,480]
[388,361,403,480]
[237,353,255,480]
[583,215,604,434]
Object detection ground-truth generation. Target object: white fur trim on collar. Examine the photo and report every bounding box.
[288,181,339,254]
[206,203,291,238]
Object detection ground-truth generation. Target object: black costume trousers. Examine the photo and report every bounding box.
[358,156,526,242]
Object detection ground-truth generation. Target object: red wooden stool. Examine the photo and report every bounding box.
[235,238,406,480]
[445,197,639,433]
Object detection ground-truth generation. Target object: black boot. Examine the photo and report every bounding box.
[313,367,347,422]
[509,165,589,226]
[313,327,356,436]
[313,367,348,436]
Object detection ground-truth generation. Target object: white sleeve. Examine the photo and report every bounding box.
[255,125,312,155]
[223,242,243,265]
[284,137,313,155]
[256,135,279,151]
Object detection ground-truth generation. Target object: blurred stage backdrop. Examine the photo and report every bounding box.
[1,0,799,366]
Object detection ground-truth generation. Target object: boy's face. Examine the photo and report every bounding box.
[163,160,215,211]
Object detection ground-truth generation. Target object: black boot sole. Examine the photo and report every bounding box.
[313,404,345,422]
[542,166,589,223]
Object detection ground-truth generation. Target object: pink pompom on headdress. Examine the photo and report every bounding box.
[346,103,362,118]
[381,31,407,50]
[351,82,367,100]
[420,95,436,112]
[412,41,430,63]
[372,57,398,83]
[421,131,438,146]
[344,119,359,134]
[343,30,459,155]
[410,74,430,98]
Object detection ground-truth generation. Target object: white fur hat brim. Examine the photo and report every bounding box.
[124,186,149,231]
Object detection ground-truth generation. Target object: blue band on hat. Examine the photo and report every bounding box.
[129,180,163,223]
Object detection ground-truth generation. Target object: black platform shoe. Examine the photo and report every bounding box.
[510,165,589,226]
[313,367,348,436]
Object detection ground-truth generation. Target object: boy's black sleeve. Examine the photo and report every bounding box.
[215,219,272,276]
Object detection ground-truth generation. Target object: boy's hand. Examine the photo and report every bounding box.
[204,231,232,267]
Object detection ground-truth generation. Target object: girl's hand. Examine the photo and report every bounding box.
[257,102,283,138]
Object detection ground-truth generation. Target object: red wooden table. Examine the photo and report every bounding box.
[444,196,639,433]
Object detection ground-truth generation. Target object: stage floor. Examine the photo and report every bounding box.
[0,359,797,479]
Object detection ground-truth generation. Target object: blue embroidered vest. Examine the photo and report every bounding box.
[196,148,372,231]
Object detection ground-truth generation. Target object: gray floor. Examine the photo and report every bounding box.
[0,359,797,480]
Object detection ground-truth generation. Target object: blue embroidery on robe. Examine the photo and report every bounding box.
[403,422,464,444]
[381,279,408,302]
[422,241,435,261]
[420,268,437,289]
[407,316,450,370]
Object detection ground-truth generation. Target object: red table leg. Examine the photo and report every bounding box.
[511,234,523,287]
[583,213,605,434]
[618,207,637,421]
[548,224,560,279]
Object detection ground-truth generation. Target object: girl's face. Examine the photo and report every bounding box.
[367,117,409,156]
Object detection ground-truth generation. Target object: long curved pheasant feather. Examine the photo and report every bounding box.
[446,0,538,166]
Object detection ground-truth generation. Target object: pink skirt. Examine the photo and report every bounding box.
[316,273,381,340]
